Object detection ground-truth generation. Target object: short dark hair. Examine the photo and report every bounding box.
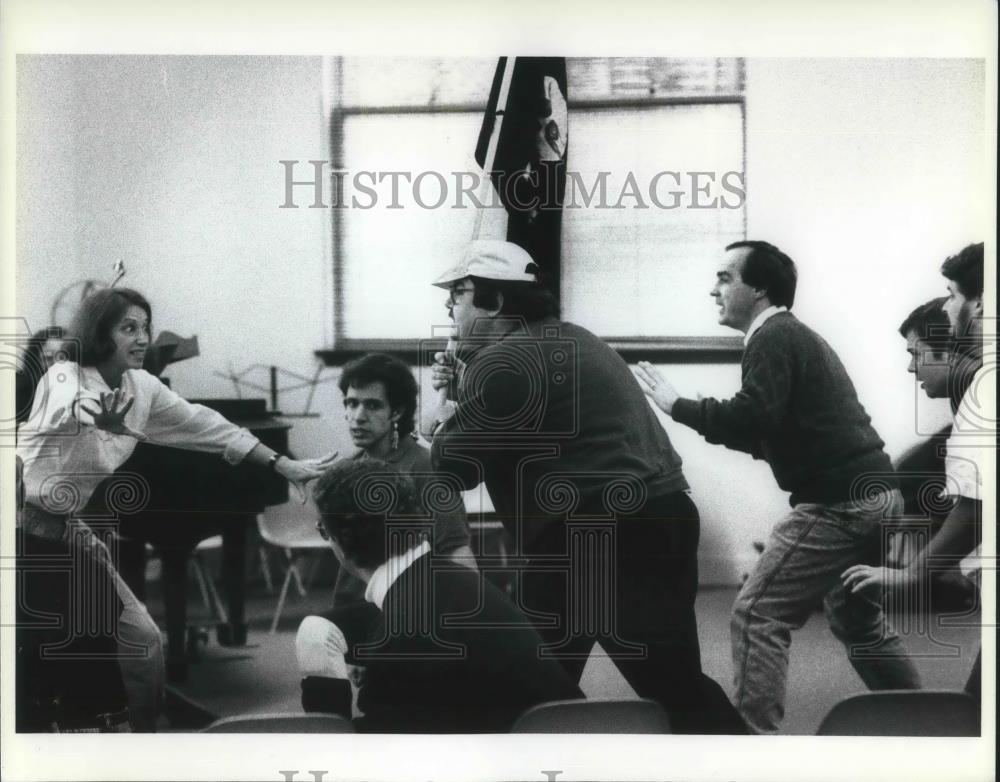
[67,288,152,367]
[338,353,418,438]
[898,297,951,358]
[469,276,561,322]
[726,240,798,309]
[940,243,984,299]
[313,459,423,570]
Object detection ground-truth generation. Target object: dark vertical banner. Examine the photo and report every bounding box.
[476,57,568,294]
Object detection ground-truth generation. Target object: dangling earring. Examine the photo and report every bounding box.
[391,420,399,451]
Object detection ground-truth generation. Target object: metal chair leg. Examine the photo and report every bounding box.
[269,552,297,634]
[191,554,230,624]
[287,549,307,597]
[303,552,321,592]
[259,546,275,593]
[203,566,229,625]
[190,556,213,613]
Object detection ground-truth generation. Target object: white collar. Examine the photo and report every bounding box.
[364,539,432,610]
[744,305,788,345]
[81,365,111,389]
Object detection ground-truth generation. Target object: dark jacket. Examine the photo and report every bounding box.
[304,553,582,732]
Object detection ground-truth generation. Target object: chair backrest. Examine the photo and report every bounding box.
[202,712,354,733]
[817,690,980,736]
[257,502,326,549]
[511,698,671,734]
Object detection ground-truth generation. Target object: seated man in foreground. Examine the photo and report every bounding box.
[297,460,583,733]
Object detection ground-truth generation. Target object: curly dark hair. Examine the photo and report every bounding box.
[940,243,984,299]
[941,244,985,395]
[338,353,418,438]
[66,288,152,367]
[313,459,425,570]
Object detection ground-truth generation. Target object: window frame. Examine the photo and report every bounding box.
[317,59,746,366]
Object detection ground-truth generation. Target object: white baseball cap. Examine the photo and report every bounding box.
[432,240,539,288]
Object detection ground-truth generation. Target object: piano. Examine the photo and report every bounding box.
[108,398,290,681]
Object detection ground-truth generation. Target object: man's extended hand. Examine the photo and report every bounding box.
[634,361,681,416]
[841,564,918,594]
[80,389,148,441]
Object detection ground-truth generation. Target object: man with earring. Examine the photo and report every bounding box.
[330,353,474,608]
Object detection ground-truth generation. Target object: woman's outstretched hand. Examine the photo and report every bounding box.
[276,450,340,503]
[80,389,148,441]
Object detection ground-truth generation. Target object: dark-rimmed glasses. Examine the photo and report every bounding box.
[447,286,475,307]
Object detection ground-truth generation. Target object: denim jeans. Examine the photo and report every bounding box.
[77,527,165,732]
[112,568,165,732]
[732,489,921,734]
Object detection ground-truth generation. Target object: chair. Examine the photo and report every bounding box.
[817,690,980,736]
[202,712,354,733]
[189,536,229,624]
[257,504,333,634]
[511,698,672,734]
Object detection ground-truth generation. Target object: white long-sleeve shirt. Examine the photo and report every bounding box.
[945,366,994,501]
[17,363,260,516]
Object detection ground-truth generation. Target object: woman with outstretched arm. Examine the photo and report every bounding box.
[16,287,335,731]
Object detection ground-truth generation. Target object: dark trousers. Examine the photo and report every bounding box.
[518,491,746,734]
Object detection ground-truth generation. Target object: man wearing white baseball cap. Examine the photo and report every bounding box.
[433,239,541,288]
[427,239,746,734]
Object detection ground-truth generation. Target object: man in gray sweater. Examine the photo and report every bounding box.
[636,240,920,734]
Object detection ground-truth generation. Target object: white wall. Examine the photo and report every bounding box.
[16,56,84,328]
[15,56,986,584]
[16,55,342,458]
[744,58,985,453]
[654,58,986,581]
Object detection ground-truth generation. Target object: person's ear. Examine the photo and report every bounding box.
[487,291,504,317]
[971,296,984,316]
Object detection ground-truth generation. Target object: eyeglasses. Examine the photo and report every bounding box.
[315,522,330,541]
[447,286,475,306]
